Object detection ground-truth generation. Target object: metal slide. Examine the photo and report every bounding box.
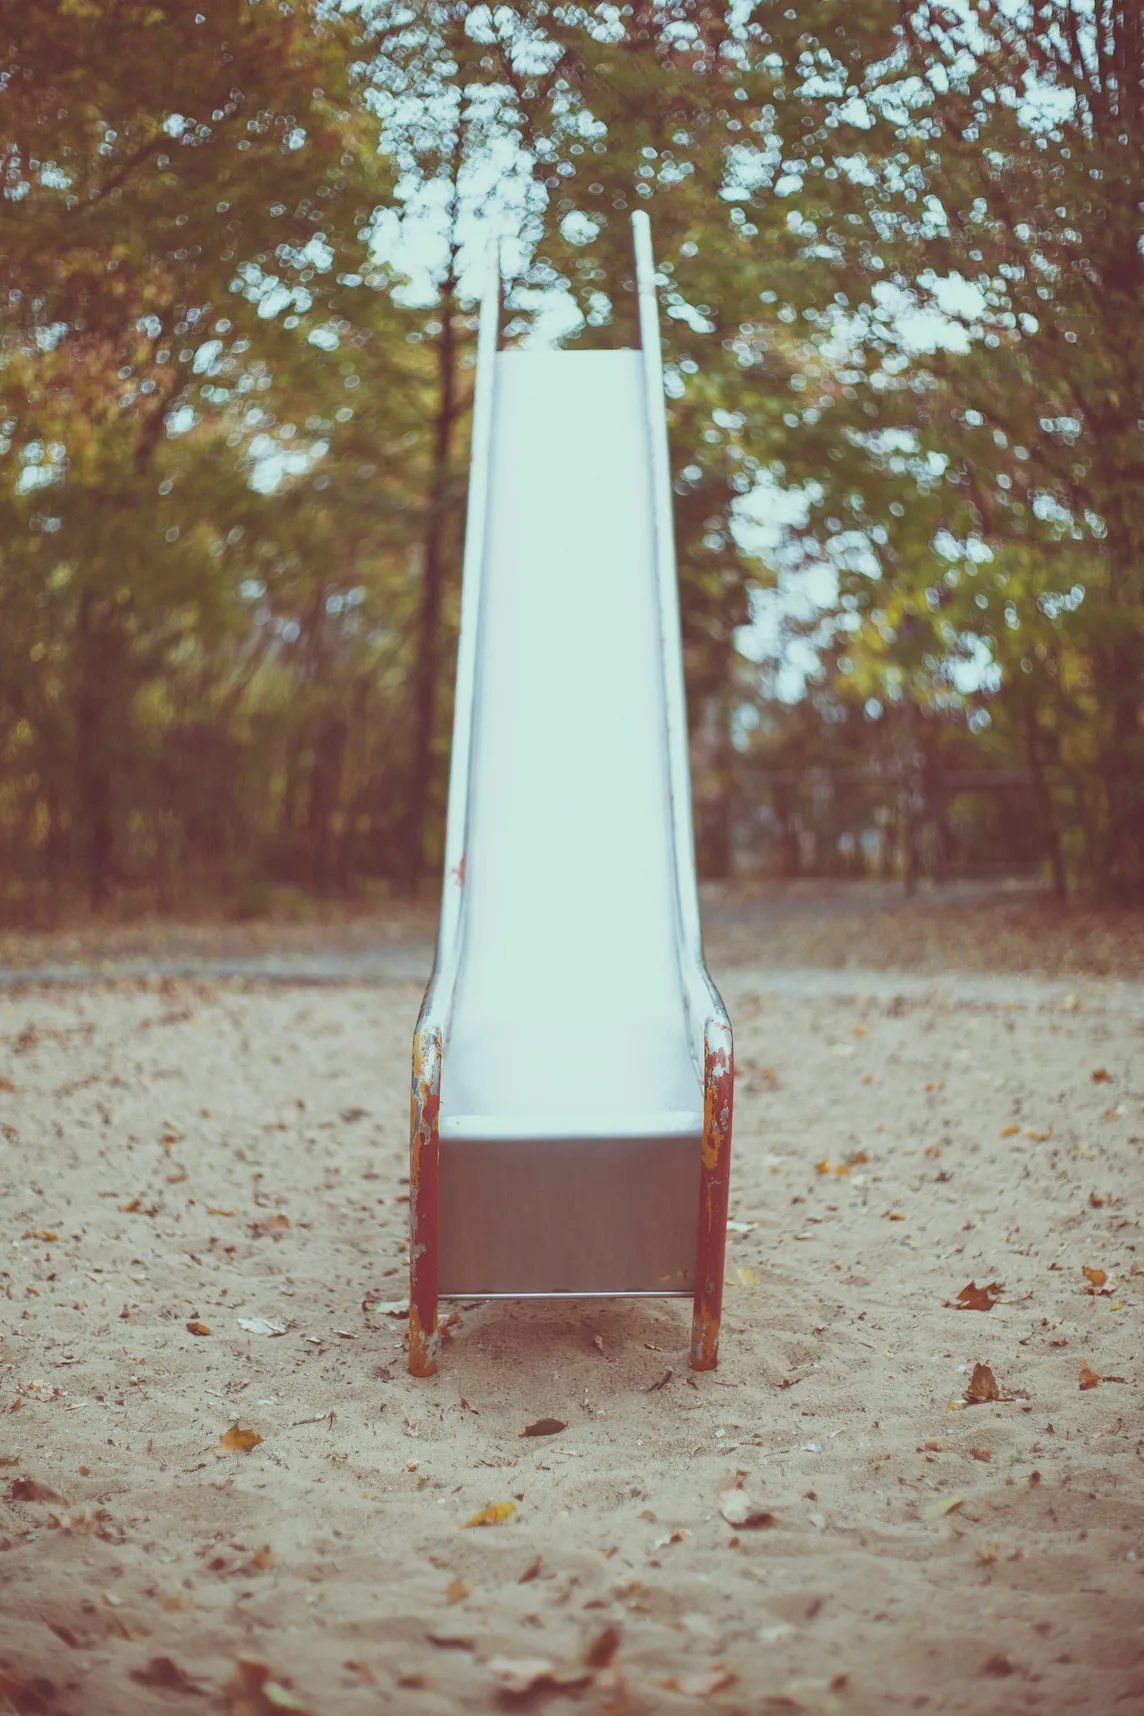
[408,214,733,1375]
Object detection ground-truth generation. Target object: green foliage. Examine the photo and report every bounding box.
[0,0,1140,913]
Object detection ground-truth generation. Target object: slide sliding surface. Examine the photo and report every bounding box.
[409,215,732,1373]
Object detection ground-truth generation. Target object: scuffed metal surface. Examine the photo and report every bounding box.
[408,1020,442,1377]
[690,1014,734,1371]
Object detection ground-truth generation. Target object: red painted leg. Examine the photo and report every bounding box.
[408,1021,442,1377]
[690,1016,734,1370]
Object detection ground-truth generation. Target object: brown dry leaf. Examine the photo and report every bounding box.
[0,1077,14,1092]
[1091,1068,1112,1083]
[487,1658,589,1696]
[120,1198,142,1213]
[665,1666,737,1698]
[970,1448,992,1462]
[24,1228,58,1242]
[445,1577,469,1605]
[225,1658,309,1715]
[849,1150,869,1165]
[518,1555,542,1584]
[717,1481,775,1530]
[585,1626,621,1669]
[217,1423,263,1454]
[521,1418,567,1438]
[883,1211,906,1222]
[999,1124,1019,1137]
[964,1363,1001,1405]
[1079,1363,1101,1391]
[131,1656,208,1695]
[186,1320,212,1337]
[923,1494,965,1522]
[249,1547,273,1570]
[8,1476,66,1503]
[1082,1266,1107,1289]
[814,1159,832,1175]
[461,1501,515,1528]
[950,1281,1003,1313]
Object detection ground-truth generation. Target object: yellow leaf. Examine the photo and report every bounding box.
[217,1422,263,1454]
[1082,1266,1106,1288]
[445,1576,469,1604]
[185,1320,212,1337]
[999,1125,1019,1137]
[923,1494,964,1522]
[462,1502,515,1529]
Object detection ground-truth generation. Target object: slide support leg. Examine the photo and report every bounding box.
[408,1022,442,1376]
[690,1017,734,1371]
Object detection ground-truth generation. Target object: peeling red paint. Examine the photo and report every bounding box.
[690,1017,734,1371]
[408,1022,442,1376]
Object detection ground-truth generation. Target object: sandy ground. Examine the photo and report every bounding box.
[1,958,1142,1716]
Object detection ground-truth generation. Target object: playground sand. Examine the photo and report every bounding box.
[0,970,1141,1715]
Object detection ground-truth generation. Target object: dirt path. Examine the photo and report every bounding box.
[1,965,1142,1716]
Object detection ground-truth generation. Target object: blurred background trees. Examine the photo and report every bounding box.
[1,0,1140,917]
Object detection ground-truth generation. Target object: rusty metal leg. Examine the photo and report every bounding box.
[409,1021,442,1377]
[690,1016,734,1371]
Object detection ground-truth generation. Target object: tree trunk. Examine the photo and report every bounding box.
[74,589,114,908]
[397,243,462,894]
[1024,709,1067,900]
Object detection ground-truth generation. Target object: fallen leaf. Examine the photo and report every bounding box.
[120,1199,142,1213]
[461,1502,515,1528]
[585,1625,621,1669]
[664,1666,737,1698]
[883,1211,906,1222]
[1082,1266,1107,1289]
[717,1482,775,1530]
[24,1229,57,1242]
[261,1213,290,1231]
[445,1576,469,1605]
[964,1363,1001,1405]
[949,1281,1003,1313]
[999,1124,1019,1138]
[653,1528,688,1549]
[645,1368,673,1392]
[518,1555,542,1583]
[1079,1363,1100,1391]
[0,1078,13,1091]
[487,1658,588,1696]
[814,1159,832,1175]
[981,1654,1015,1678]
[217,1423,263,1454]
[225,1658,309,1714]
[207,1208,236,1218]
[131,1657,208,1695]
[8,1476,65,1503]
[1091,1068,1111,1083]
[186,1320,212,1337]
[521,1418,567,1438]
[923,1494,964,1521]
[238,1318,287,1337]
[370,1300,409,1318]
[970,1448,992,1462]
